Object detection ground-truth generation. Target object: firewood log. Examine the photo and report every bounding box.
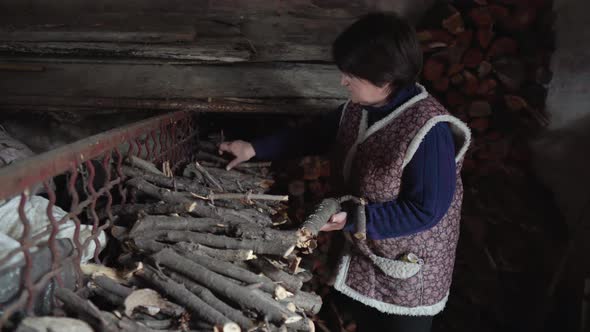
[151,249,301,325]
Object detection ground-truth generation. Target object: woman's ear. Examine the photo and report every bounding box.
[381,82,396,97]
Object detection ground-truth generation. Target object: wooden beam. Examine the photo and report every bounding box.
[0,40,252,63]
[0,62,346,99]
[0,96,343,114]
[0,15,197,43]
[0,40,333,62]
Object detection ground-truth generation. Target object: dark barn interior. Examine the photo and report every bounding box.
[0,0,589,331]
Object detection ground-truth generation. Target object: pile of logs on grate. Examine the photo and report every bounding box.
[51,141,347,332]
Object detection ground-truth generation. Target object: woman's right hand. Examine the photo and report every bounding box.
[217,140,256,170]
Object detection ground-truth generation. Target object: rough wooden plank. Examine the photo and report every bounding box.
[0,62,346,99]
[0,40,252,62]
[0,40,332,62]
[0,95,342,114]
[0,15,197,43]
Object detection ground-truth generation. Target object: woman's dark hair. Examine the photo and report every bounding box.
[332,12,422,97]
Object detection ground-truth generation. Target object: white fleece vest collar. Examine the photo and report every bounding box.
[341,83,429,180]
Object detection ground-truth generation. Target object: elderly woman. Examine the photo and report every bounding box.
[219,12,471,332]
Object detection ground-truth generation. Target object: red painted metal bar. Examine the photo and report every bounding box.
[0,111,191,200]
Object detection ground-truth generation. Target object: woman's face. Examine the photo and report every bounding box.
[340,73,391,106]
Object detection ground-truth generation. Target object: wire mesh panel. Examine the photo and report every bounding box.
[0,111,197,327]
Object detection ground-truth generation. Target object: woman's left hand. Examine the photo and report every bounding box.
[320,212,347,232]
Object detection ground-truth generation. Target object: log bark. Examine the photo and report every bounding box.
[201,166,274,192]
[123,166,209,196]
[137,265,240,332]
[111,225,130,241]
[130,215,227,237]
[89,275,132,306]
[285,315,315,332]
[165,270,254,329]
[131,238,166,253]
[138,230,295,257]
[152,249,301,325]
[194,162,224,191]
[195,192,288,203]
[110,203,188,217]
[280,292,322,316]
[176,242,256,262]
[125,156,164,176]
[248,289,306,329]
[189,202,272,225]
[127,178,267,224]
[296,196,365,250]
[125,178,196,211]
[229,222,298,243]
[295,271,313,283]
[101,311,163,332]
[296,198,340,250]
[92,276,133,299]
[352,203,367,241]
[173,246,289,300]
[247,259,303,293]
[129,314,172,330]
[55,288,118,332]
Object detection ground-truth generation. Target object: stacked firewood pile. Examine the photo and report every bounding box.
[418,0,553,177]
[418,1,561,331]
[44,141,337,332]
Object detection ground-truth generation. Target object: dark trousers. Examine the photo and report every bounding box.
[336,292,434,332]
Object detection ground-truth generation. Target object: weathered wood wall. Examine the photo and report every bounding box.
[0,0,437,115]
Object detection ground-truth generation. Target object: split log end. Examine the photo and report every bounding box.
[216,322,241,332]
[284,314,303,325]
[274,285,292,300]
[354,232,366,241]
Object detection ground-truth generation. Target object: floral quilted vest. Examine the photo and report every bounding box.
[332,84,471,316]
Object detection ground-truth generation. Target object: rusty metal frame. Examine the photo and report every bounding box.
[0,110,197,327]
[0,110,192,200]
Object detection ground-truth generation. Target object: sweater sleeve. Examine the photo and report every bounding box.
[250,106,343,160]
[345,122,457,239]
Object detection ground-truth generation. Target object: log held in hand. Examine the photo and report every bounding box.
[297,196,366,249]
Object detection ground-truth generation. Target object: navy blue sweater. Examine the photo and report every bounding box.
[252,85,456,239]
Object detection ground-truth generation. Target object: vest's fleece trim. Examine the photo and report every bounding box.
[334,254,449,316]
[366,253,422,279]
[341,84,429,180]
[343,110,368,182]
[362,84,429,142]
[403,115,472,169]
